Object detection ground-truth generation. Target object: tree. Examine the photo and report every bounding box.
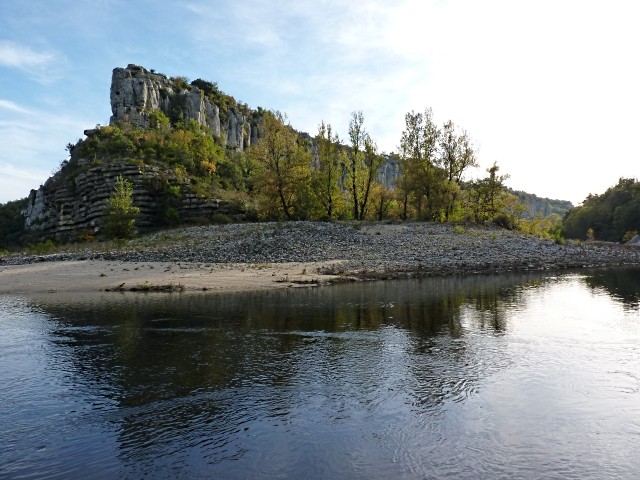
[563,178,640,241]
[464,162,510,223]
[312,121,346,220]
[438,120,478,220]
[347,111,383,220]
[438,121,477,183]
[0,198,28,248]
[248,111,312,219]
[103,175,140,239]
[398,108,441,219]
[369,182,395,221]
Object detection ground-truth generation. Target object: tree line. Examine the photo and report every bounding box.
[563,178,640,242]
[246,108,521,226]
[9,102,635,247]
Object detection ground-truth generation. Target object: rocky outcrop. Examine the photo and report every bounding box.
[21,64,401,239]
[627,235,640,246]
[23,159,246,239]
[110,64,258,150]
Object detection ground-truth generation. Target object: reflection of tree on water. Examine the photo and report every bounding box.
[583,267,640,309]
[32,271,547,474]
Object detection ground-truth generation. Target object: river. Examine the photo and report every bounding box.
[1,268,639,479]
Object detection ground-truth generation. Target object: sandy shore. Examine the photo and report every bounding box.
[0,259,345,295]
[3,221,640,295]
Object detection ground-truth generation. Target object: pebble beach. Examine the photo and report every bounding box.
[2,221,640,294]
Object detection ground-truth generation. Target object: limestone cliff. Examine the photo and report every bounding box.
[20,64,400,240]
[23,159,246,238]
[110,64,259,150]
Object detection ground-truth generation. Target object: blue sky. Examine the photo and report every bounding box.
[1,0,638,205]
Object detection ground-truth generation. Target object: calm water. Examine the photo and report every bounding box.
[1,269,640,479]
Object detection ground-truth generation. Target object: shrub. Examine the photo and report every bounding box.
[210,213,231,224]
[493,213,516,230]
[27,239,57,255]
[163,207,181,226]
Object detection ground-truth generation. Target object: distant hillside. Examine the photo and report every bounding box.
[508,189,573,219]
[563,178,640,242]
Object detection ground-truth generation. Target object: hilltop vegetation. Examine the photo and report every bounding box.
[563,178,640,242]
[64,107,522,224]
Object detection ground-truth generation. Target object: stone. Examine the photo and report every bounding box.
[109,64,254,150]
[627,235,640,245]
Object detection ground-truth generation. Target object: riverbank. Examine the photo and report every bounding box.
[2,221,640,294]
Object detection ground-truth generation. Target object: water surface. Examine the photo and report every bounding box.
[1,269,639,479]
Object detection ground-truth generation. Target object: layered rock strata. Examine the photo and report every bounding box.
[23,160,244,238]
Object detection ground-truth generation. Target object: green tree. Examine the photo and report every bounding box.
[148,110,170,132]
[248,111,312,219]
[312,121,346,220]
[398,108,441,219]
[0,198,27,248]
[438,121,477,183]
[563,178,640,241]
[437,120,478,220]
[464,162,510,223]
[347,111,382,220]
[103,175,140,239]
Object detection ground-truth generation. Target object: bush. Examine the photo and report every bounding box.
[210,213,231,224]
[163,207,181,226]
[493,213,517,230]
[27,239,57,255]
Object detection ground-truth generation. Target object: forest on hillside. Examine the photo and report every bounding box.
[563,178,640,242]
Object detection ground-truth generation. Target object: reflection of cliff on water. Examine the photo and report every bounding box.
[582,267,640,309]
[27,271,550,470]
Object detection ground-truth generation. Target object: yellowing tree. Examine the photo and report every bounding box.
[398,108,440,219]
[311,121,346,220]
[248,111,312,219]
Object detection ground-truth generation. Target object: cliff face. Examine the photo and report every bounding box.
[110,64,258,150]
[21,64,262,239]
[23,159,245,238]
[20,64,400,239]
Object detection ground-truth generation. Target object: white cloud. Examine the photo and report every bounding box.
[0,98,92,202]
[0,99,33,115]
[0,40,63,83]
[0,41,56,68]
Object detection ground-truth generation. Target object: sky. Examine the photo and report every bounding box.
[1,0,639,205]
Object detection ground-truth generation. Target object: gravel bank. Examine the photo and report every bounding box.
[3,222,640,281]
